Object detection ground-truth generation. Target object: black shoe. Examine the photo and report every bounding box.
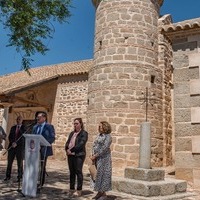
[37,183,43,188]
[4,177,10,181]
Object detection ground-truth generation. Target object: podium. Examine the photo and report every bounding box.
[22,134,50,197]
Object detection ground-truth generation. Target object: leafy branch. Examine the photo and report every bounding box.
[0,0,72,72]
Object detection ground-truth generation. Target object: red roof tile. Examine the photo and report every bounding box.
[0,59,93,94]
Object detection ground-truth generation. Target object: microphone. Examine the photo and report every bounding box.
[24,122,37,135]
[26,122,36,127]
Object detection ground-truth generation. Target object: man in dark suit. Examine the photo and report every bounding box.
[4,116,26,182]
[32,111,55,187]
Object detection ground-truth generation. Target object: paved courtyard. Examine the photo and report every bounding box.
[0,159,200,200]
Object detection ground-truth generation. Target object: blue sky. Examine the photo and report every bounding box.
[0,0,200,76]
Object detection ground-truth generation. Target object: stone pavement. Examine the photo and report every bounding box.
[0,159,200,200]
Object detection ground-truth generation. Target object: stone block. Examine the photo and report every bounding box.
[175,122,200,137]
[190,79,200,95]
[173,68,190,82]
[190,95,200,107]
[160,182,175,196]
[192,136,200,153]
[176,168,193,182]
[189,66,199,79]
[189,53,200,67]
[112,177,160,197]
[175,137,192,152]
[175,152,200,175]
[193,169,200,189]
[174,108,191,123]
[191,107,200,123]
[112,176,187,197]
[175,179,188,192]
[174,95,190,108]
[173,53,189,69]
[174,82,190,94]
[124,168,165,181]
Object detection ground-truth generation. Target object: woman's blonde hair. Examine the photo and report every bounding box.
[100,121,112,134]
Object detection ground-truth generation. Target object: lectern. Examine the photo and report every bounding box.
[22,134,50,197]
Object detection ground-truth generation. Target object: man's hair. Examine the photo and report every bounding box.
[16,116,23,120]
[35,111,48,122]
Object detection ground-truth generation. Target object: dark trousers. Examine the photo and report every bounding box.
[67,155,85,191]
[6,147,23,179]
[39,156,47,186]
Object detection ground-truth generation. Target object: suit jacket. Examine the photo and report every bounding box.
[32,123,55,158]
[65,129,88,157]
[8,124,26,149]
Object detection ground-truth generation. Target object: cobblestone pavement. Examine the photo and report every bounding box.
[0,159,200,200]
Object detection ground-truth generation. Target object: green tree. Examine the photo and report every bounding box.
[0,0,72,72]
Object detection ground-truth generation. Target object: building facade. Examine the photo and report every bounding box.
[0,0,200,188]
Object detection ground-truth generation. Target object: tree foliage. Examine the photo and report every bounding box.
[0,0,72,72]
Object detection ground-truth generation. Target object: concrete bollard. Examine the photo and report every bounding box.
[139,122,151,169]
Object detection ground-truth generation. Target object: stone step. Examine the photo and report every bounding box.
[110,190,197,200]
[112,177,187,197]
[125,167,165,181]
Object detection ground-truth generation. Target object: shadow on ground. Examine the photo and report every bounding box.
[0,161,127,200]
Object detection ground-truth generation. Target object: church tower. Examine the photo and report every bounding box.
[88,0,166,175]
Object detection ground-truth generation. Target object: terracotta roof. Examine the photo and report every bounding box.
[0,59,93,94]
[161,17,200,32]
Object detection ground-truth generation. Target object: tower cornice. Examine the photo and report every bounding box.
[159,0,164,6]
[92,0,164,8]
[91,0,100,8]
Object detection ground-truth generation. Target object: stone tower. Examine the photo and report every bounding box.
[88,0,168,175]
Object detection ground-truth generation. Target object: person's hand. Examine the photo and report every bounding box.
[12,142,17,148]
[90,155,97,161]
[67,149,74,155]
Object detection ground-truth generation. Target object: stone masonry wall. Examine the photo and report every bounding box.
[158,15,173,167]
[173,34,200,188]
[88,0,165,176]
[52,75,88,160]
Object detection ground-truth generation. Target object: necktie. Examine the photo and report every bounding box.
[15,125,20,141]
[37,125,42,134]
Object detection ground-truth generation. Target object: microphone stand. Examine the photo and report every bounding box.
[2,122,36,197]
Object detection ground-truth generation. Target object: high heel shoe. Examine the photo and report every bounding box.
[97,195,107,200]
[68,189,75,197]
[72,190,82,197]
[93,192,106,200]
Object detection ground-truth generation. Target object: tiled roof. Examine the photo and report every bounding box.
[161,17,200,32]
[0,59,93,94]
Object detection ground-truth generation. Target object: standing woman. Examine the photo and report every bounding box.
[65,118,88,197]
[90,121,112,200]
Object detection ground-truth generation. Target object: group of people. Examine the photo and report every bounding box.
[65,118,112,199]
[2,113,112,200]
[3,111,55,188]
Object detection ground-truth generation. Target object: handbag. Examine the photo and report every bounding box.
[88,163,97,181]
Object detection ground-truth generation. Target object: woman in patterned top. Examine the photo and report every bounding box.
[90,121,112,200]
